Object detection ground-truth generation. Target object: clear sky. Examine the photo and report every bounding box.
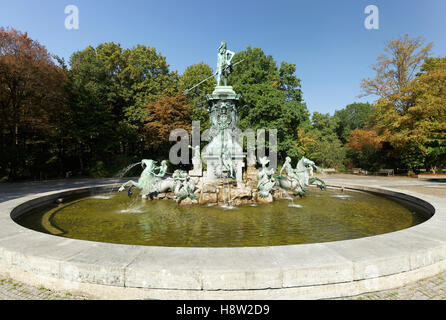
[1,0,445,115]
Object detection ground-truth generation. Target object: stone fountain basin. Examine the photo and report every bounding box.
[0,183,445,299]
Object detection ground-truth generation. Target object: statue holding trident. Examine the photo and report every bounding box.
[216,41,235,86]
[183,42,244,95]
[182,41,246,183]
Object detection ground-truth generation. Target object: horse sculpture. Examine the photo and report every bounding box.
[275,156,326,197]
[118,159,197,201]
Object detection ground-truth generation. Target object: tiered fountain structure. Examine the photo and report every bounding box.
[118,42,326,206]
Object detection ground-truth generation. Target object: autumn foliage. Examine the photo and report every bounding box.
[1,27,445,180]
[371,57,446,169]
[0,27,67,178]
[349,35,446,171]
[144,91,192,153]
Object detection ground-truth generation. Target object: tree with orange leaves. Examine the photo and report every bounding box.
[360,34,432,111]
[370,56,446,170]
[143,91,192,158]
[0,27,67,179]
[346,127,391,171]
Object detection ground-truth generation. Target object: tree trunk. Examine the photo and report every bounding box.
[78,144,84,173]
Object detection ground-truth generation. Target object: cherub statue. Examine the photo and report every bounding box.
[188,145,200,160]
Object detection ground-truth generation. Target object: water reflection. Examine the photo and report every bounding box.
[17,188,428,247]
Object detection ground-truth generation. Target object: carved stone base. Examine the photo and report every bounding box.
[150,176,300,207]
[245,166,259,189]
[256,194,273,204]
[189,158,203,177]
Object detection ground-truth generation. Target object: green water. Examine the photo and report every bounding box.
[16,188,428,247]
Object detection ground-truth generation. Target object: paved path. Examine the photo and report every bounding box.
[0,277,89,300]
[0,175,445,300]
[338,270,446,300]
[322,174,446,300]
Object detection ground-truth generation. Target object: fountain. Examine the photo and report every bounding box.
[4,41,438,300]
[117,41,326,206]
[15,42,429,247]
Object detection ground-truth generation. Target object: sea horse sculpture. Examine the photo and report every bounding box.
[118,159,197,200]
[275,156,326,196]
[118,159,161,197]
[257,157,276,198]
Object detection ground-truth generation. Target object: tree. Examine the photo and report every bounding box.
[65,45,116,173]
[334,102,373,143]
[228,47,310,162]
[65,42,179,174]
[360,34,432,111]
[179,62,216,130]
[120,44,179,130]
[371,56,446,170]
[279,62,303,102]
[298,112,346,169]
[346,128,389,171]
[143,91,192,158]
[0,27,67,179]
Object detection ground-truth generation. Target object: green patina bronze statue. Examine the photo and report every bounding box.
[275,157,326,197]
[118,159,197,201]
[216,41,235,86]
[257,157,276,198]
[117,42,326,206]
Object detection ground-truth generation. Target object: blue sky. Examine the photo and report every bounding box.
[1,0,445,115]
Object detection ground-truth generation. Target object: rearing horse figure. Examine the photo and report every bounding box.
[118,159,197,201]
[118,159,160,196]
[274,156,326,197]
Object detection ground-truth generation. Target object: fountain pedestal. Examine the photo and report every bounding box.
[189,157,203,177]
[202,85,246,184]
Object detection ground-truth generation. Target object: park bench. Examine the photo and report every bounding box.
[321,168,337,173]
[377,169,394,176]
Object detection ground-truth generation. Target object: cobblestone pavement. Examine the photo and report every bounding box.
[0,175,445,300]
[338,271,446,300]
[0,277,90,300]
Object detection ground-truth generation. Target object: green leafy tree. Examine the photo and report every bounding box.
[228,47,309,162]
[120,44,179,129]
[65,42,179,174]
[333,102,373,143]
[301,112,346,169]
[179,62,216,130]
[66,46,116,173]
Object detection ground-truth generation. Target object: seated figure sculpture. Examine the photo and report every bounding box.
[257,157,276,198]
[172,170,197,201]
